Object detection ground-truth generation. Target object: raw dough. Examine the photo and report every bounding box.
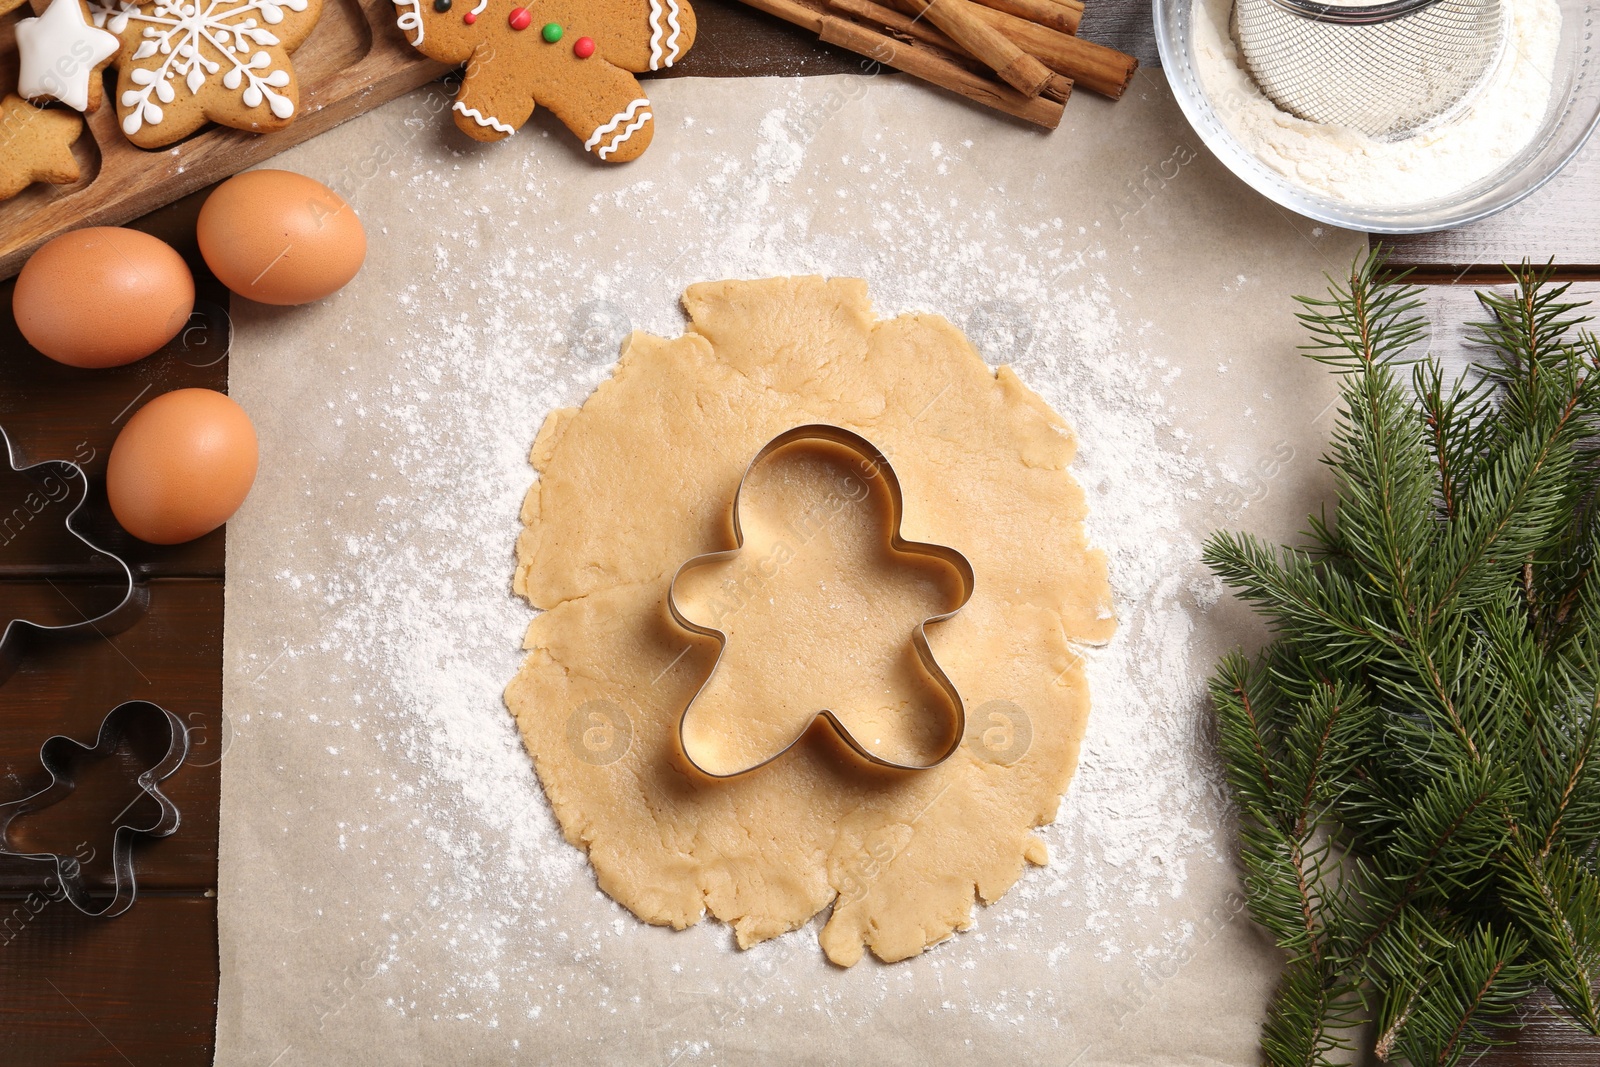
[505,277,1115,966]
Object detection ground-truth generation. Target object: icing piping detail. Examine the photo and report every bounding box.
[648,0,683,70]
[453,99,514,134]
[663,0,683,66]
[395,0,425,44]
[585,97,648,152]
[598,108,650,159]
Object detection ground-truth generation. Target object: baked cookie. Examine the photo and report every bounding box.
[392,0,695,162]
[15,0,121,113]
[89,0,322,148]
[0,94,83,200]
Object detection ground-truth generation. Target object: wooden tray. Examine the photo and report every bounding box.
[0,0,447,279]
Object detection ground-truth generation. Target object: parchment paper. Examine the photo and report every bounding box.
[220,72,1365,1065]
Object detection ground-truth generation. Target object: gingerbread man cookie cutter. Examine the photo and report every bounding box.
[0,422,146,682]
[0,700,188,917]
[666,424,976,779]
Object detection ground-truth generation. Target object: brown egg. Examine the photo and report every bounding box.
[197,170,366,305]
[107,389,259,545]
[13,227,195,368]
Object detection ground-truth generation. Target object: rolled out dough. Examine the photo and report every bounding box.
[505,276,1116,966]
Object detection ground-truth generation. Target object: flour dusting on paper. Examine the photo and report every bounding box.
[223,74,1358,1061]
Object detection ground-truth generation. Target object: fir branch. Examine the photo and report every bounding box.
[1500,844,1600,1034]
[1297,252,1428,375]
[1261,956,1357,1067]
[1304,252,1435,618]
[1389,925,1536,1067]
[1367,905,1454,1061]
[1415,359,1495,521]
[1212,651,1283,817]
[1202,532,1395,667]
[1427,418,1580,621]
[1208,248,1600,1063]
[1534,676,1600,859]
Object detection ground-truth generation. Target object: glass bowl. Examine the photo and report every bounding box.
[1153,0,1600,234]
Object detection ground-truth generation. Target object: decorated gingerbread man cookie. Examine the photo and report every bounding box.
[393,0,695,162]
[88,0,322,148]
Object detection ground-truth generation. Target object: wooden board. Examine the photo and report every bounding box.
[0,0,449,280]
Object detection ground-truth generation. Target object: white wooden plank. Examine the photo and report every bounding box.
[1421,280,1600,351]
[1416,282,1600,388]
[1392,138,1600,269]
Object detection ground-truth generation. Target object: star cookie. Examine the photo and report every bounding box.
[89,0,322,148]
[0,94,83,201]
[392,0,695,162]
[16,0,121,113]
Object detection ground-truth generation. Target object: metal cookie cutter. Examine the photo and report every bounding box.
[0,422,146,681]
[667,424,976,779]
[0,701,188,917]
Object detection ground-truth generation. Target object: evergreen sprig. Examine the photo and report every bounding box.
[1206,250,1600,1065]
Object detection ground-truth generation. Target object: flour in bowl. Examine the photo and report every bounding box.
[1192,0,1563,205]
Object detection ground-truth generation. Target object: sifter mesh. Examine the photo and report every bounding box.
[1230,0,1507,138]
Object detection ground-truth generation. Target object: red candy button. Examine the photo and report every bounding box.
[573,36,595,58]
[463,10,475,21]
[508,6,531,29]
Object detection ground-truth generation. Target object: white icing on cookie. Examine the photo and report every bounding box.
[453,100,514,135]
[664,0,684,66]
[647,0,683,70]
[469,0,487,15]
[586,98,650,159]
[599,107,650,159]
[15,0,121,113]
[395,0,424,45]
[92,0,307,134]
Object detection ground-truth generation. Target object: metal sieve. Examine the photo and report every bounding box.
[1230,0,1507,138]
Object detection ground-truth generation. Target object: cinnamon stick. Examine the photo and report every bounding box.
[828,0,1072,102]
[891,0,1136,97]
[970,0,1082,36]
[899,0,1056,98]
[728,0,1066,127]
[818,16,1065,123]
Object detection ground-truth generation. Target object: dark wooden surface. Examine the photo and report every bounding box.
[1,1,1598,1063]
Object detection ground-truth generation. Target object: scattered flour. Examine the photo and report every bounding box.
[1193,0,1563,205]
[225,75,1302,1057]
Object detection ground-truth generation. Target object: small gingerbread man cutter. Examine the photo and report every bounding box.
[667,424,976,779]
[0,700,188,917]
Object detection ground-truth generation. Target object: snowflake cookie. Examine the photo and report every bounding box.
[392,0,695,162]
[89,0,322,148]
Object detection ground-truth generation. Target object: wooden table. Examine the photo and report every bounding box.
[0,1,1596,1062]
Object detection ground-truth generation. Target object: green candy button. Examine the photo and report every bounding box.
[542,22,562,42]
